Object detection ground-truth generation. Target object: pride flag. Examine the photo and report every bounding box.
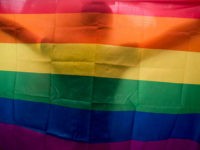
[0,0,200,150]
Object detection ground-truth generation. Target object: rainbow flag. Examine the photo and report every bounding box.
[0,0,200,149]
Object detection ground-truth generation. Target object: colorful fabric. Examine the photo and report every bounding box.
[0,0,200,150]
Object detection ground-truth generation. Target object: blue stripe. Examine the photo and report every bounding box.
[0,97,200,143]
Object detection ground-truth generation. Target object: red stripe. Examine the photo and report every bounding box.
[0,123,199,150]
[0,0,200,18]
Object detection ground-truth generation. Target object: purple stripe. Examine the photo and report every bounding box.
[0,123,199,150]
[0,0,199,18]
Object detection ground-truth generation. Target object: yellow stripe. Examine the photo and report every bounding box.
[0,43,200,84]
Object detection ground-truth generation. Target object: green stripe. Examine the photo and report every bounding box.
[0,71,200,114]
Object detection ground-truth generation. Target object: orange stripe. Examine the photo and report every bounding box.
[0,13,199,52]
